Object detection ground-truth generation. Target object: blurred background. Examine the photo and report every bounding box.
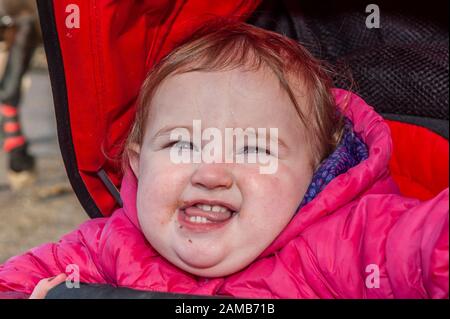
[0,0,86,263]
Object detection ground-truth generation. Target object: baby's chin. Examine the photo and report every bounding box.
[172,248,232,277]
[166,242,249,277]
[173,257,245,278]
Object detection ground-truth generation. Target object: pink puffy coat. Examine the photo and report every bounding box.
[0,89,448,298]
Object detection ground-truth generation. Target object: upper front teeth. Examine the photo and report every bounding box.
[196,204,230,213]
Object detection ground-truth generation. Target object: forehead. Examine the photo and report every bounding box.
[146,68,307,136]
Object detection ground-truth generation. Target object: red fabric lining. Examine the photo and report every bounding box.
[386,120,449,201]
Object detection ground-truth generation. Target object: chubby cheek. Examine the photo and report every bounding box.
[136,154,190,231]
[237,163,308,240]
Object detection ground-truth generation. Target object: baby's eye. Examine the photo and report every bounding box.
[168,140,197,151]
[242,145,271,155]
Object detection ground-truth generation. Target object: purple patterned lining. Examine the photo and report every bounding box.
[297,118,369,211]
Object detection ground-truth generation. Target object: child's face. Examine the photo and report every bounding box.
[129,67,314,277]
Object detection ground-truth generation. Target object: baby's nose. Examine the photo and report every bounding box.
[190,163,233,190]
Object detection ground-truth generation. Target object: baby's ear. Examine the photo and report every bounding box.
[127,143,141,178]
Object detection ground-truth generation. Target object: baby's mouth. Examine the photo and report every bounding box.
[178,201,238,230]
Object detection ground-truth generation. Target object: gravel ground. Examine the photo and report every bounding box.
[0,53,88,263]
[0,154,87,263]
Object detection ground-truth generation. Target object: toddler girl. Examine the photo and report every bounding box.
[0,22,448,299]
